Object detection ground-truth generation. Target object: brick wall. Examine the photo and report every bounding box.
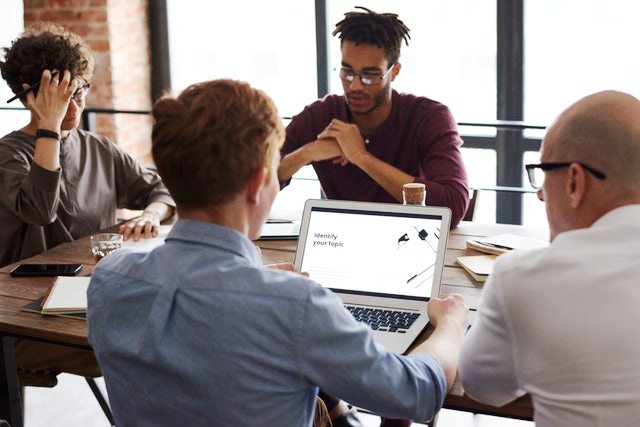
[23,0,154,165]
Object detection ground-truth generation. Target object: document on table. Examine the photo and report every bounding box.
[120,225,173,252]
[467,233,548,255]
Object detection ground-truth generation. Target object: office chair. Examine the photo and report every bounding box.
[462,189,480,222]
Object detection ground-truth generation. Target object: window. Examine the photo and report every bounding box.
[0,0,27,137]
[327,0,497,124]
[167,0,317,118]
[524,0,640,127]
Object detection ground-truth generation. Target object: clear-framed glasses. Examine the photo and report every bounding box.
[525,162,606,190]
[71,83,91,103]
[337,64,395,86]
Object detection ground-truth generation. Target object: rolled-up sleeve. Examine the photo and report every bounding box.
[298,285,447,422]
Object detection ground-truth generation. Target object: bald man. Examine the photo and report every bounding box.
[458,91,640,427]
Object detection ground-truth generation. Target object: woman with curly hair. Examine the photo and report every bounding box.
[0,23,176,267]
[0,23,175,383]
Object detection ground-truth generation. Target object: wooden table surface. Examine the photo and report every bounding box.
[0,221,548,424]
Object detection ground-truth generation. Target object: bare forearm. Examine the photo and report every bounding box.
[410,320,467,389]
[354,153,415,202]
[144,201,174,222]
[278,146,313,183]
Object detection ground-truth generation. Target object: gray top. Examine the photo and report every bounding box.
[88,219,447,427]
[0,129,175,266]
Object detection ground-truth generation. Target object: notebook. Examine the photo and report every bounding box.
[294,199,452,354]
[40,276,90,314]
[258,219,301,240]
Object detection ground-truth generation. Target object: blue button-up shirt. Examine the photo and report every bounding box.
[88,219,446,426]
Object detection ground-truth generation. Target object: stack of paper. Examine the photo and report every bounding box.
[467,233,548,255]
[456,255,497,282]
[120,225,172,252]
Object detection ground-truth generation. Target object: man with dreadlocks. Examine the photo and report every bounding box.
[279,7,469,228]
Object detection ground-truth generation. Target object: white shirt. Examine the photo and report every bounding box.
[459,204,640,427]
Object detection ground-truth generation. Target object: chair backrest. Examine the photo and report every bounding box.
[463,188,479,222]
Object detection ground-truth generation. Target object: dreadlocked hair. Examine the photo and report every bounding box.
[332,6,411,65]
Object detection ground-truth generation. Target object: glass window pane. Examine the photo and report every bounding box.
[326,1,496,123]
[271,165,321,221]
[522,151,547,227]
[461,148,496,223]
[166,0,317,118]
[0,0,25,136]
[524,0,640,126]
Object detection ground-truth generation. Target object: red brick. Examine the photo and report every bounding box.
[77,9,108,21]
[50,0,89,7]
[24,0,47,8]
[88,39,110,52]
[40,10,83,21]
[66,23,90,36]
[23,11,39,22]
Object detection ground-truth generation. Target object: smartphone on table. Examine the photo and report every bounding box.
[9,264,83,277]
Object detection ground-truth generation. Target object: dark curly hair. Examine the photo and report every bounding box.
[0,22,94,97]
[333,6,411,65]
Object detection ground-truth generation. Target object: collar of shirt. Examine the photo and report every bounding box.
[590,204,640,228]
[550,203,640,254]
[166,219,262,267]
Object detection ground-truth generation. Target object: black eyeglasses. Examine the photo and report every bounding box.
[71,83,91,103]
[337,64,395,86]
[525,162,607,190]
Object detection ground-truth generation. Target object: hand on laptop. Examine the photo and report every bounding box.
[266,262,310,277]
[427,293,469,330]
[266,262,295,271]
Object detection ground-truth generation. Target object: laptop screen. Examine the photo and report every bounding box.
[295,200,451,301]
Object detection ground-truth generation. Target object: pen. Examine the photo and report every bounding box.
[6,71,59,104]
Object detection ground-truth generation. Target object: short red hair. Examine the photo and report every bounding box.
[151,79,284,209]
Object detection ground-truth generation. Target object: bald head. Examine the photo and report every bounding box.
[546,90,640,198]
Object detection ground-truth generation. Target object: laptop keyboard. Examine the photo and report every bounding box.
[345,306,419,333]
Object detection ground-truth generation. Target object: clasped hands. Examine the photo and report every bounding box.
[312,119,369,167]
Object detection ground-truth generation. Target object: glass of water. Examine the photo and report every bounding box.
[90,233,123,262]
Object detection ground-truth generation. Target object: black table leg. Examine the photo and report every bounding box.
[0,336,22,427]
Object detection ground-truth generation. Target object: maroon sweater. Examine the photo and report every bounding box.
[282,90,469,227]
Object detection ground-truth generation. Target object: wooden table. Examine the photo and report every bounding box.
[0,222,547,426]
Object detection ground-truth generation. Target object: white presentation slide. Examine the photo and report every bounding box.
[299,209,442,298]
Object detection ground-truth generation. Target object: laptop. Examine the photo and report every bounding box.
[294,199,451,354]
